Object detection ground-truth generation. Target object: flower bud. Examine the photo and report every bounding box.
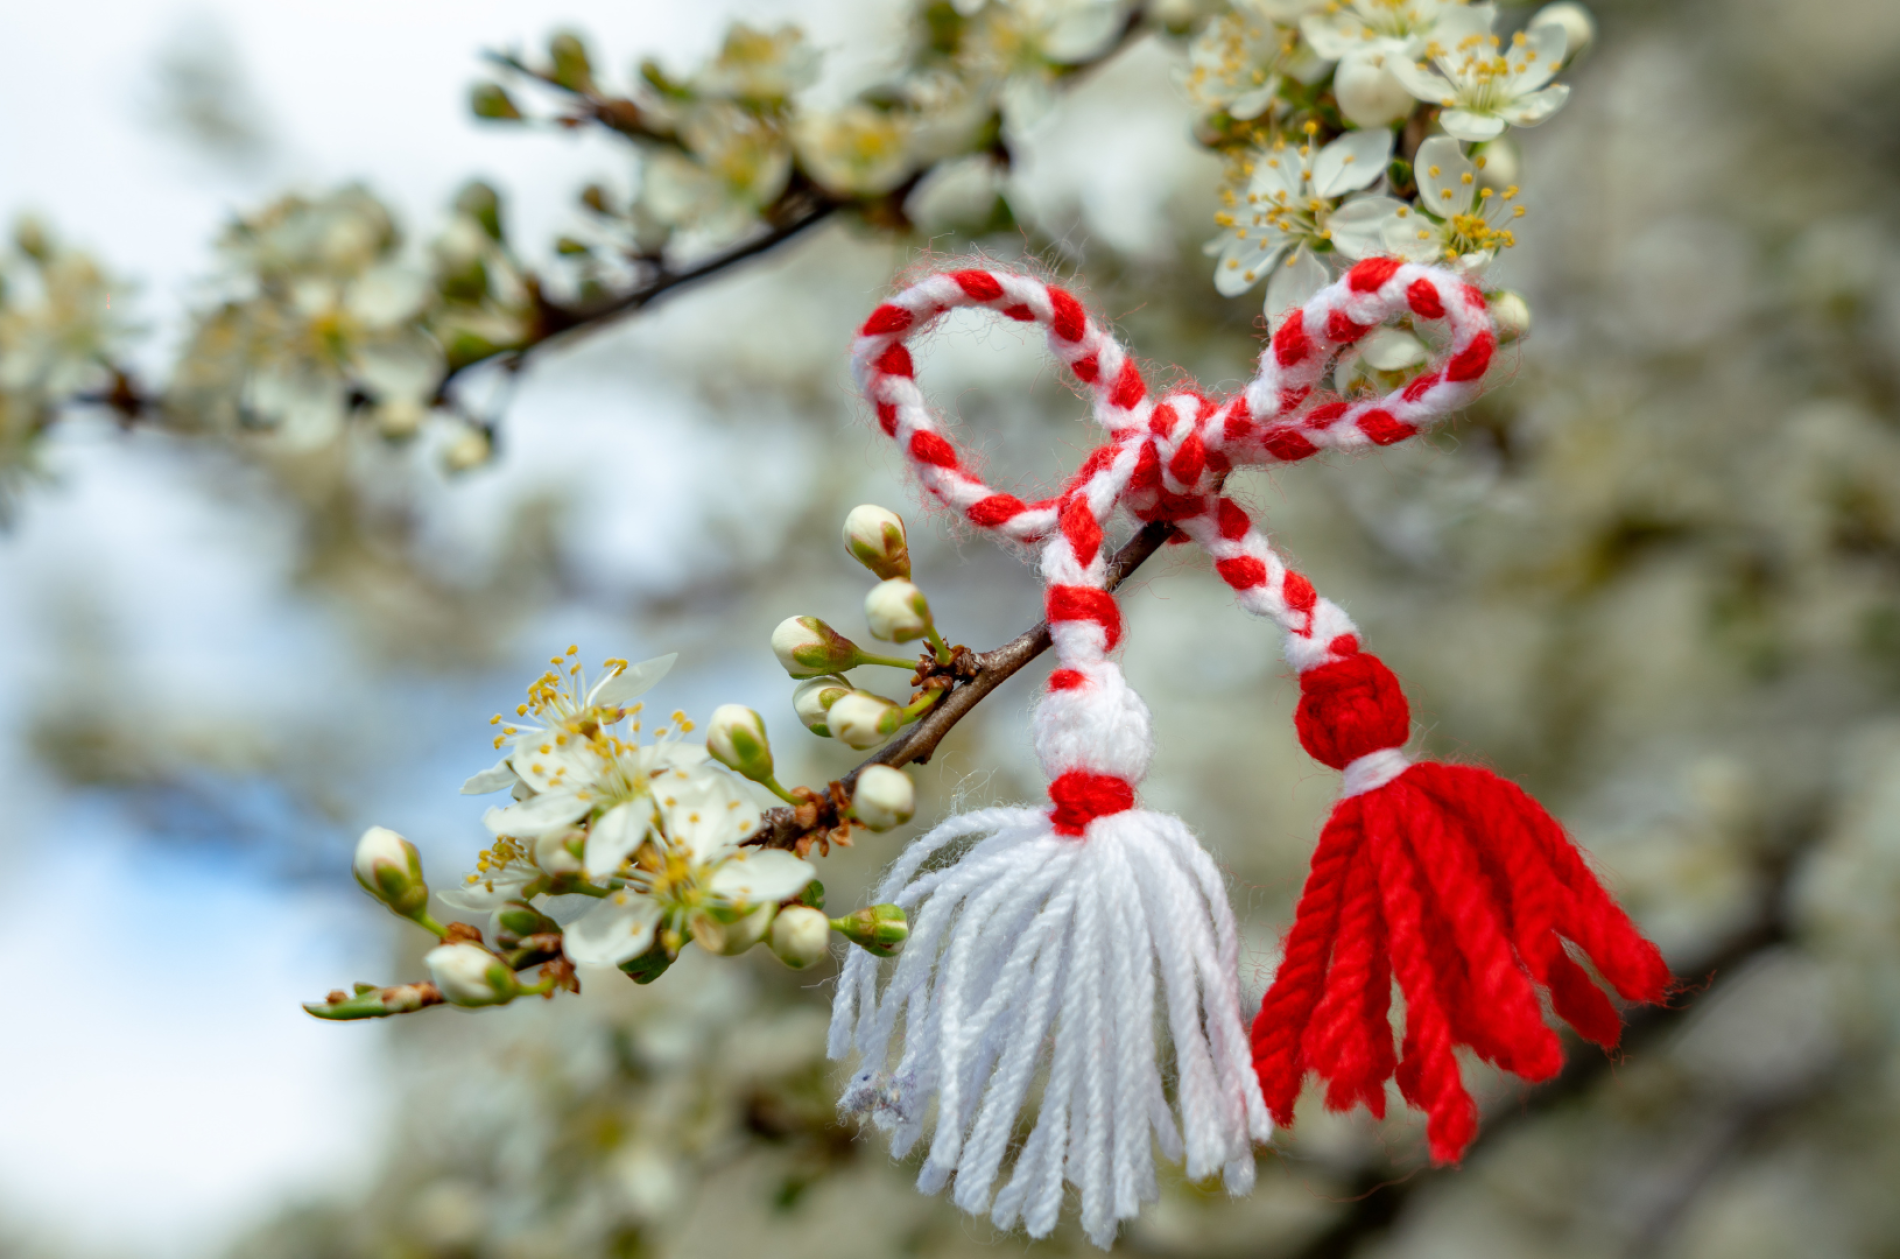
[1531,1,1594,64]
[831,904,909,957]
[768,905,832,969]
[827,690,906,750]
[442,424,493,473]
[864,579,932,643]
[852,765,916,832]
[690,903,776,956]
[353,826,429,918]
[1361,326,1428,372]
[534,829,585,876]
[493,901,559,951]
[425,943,519,1007]
[843,504,911,580]
[792,675,852,736]
[376,398,426,440]
[1489,290,1532,343]
[771,616,861,678]
[706,704,774,781]
[1333,55,1414,128]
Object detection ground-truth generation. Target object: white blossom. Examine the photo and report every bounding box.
[564,772,806,967]
[791,105,916,198]
[694,24,819,102]
[1186,1,1324,122]
[1384,135,1524,272]
[642,103,792,241]
[1210,127,1398,319]
[1303,0,1475,128]
[1390,6,1570,142]
[463,652,688,859]
[1301,0,1478,63]
[172,188,442,447]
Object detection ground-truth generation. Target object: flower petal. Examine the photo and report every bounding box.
[1214,232,1290,296]
[709,849,818,906]
[589,653,677,707]
[1438,108,1507,142]
[657,773,761,860]
[1329,195,1405,260]
[1247,148,1306,206]
[1431,3,1497,46]
[1414,135,1475,217]
[1497,84,1570,128]
[1385,207,1444,262]
[1510,22,1567,92]
[1299,14,1355,60]
[509,742,604,795]
[1313,128,1394,198]
[461,759,517,796]
[438,868,534,913]
[1362,326,1430,371]
[1228,84,1279,121]
[562,893,663,966]
[585,795,657,878]
[1043,1,1124,63]
[484,791,593,838]
[640,742,711,775]
[1265,247,1331,325]
[1388,58,1451,103]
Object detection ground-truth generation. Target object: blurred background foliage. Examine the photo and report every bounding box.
[7,0,1900,1255]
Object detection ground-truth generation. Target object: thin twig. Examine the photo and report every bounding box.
[442,193,842,398]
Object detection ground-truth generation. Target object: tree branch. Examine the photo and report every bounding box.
[444,190,843,396]
[748,516,1181,850]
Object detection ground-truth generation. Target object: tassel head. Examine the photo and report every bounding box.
[1294,649,1409,770]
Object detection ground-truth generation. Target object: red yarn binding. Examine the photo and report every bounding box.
[1252,652,1671,1164]
[1047,771,1135,836]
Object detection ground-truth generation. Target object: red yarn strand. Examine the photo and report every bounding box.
[1393,781,1563,1082]
[1251,817,1361,1126]
[1368,818,1478,1163]
[1302,814,1396,1117]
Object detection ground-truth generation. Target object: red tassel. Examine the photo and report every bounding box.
[1251,652,1671,1164]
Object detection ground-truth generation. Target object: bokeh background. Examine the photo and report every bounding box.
[5,0,1900,1256]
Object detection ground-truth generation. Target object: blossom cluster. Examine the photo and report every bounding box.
[165,186,504,469]
[0,220,134,519]
[307,506,944,1018]
[312,645,915,1017]
[1191,0,1592,332]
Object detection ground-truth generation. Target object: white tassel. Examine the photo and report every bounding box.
[830,807,1270,1248]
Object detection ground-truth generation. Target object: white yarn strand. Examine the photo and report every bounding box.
[833,810,1268,1248]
